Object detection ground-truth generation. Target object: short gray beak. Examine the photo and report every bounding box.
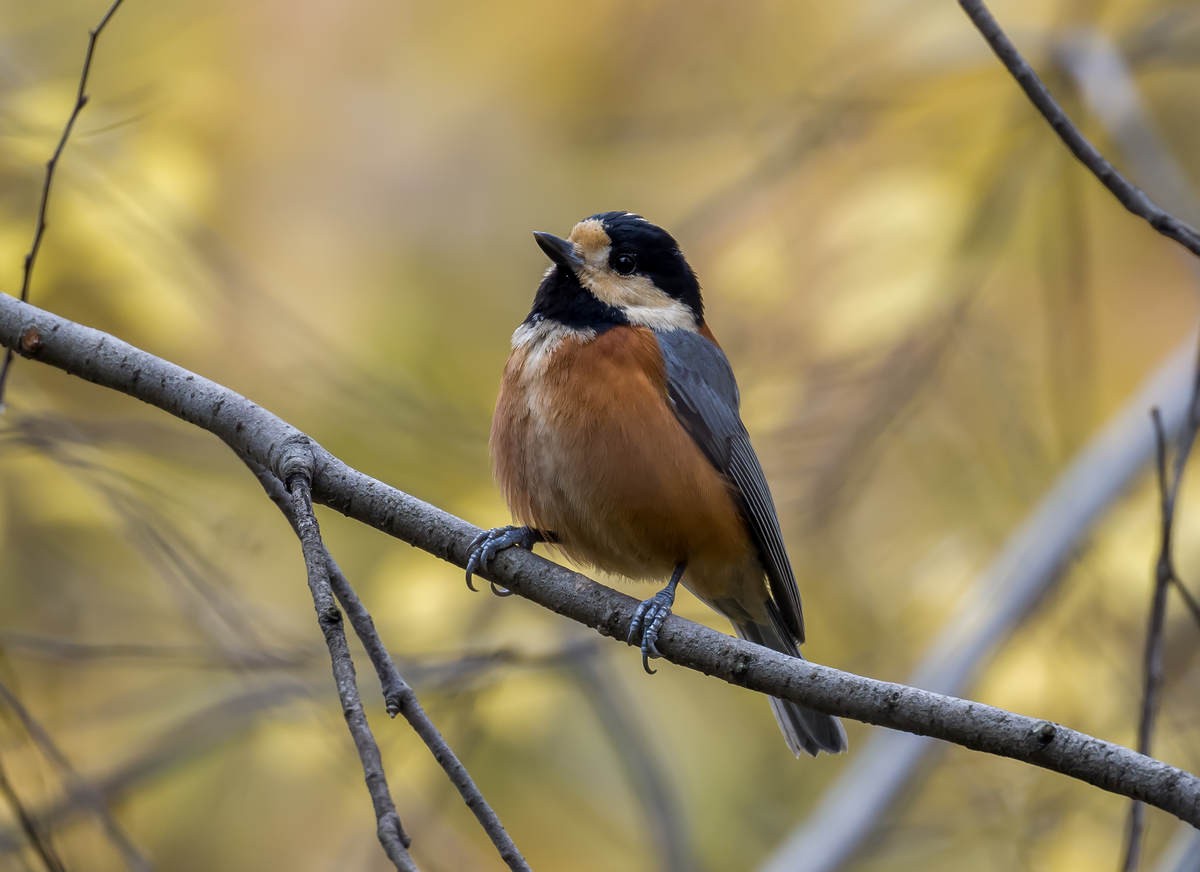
[533,231,584,272]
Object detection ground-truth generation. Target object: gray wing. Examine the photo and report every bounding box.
[655,329,805,642]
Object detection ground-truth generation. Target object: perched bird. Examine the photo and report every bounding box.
[467,211,846,756]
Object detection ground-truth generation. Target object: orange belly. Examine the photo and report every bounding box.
[491,325,760,602]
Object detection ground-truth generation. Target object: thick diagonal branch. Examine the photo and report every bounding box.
[2,292,1199,828]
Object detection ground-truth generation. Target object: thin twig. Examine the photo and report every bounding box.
[245,456,531,872]
[957,0,1200,259]
[0,0,125,407]
[327,565,531,872]
[274,439,417,872]
[957,6,1200,869]
[1124,374,1200,871]
[764,335,1200,872]
[1054,25,1200,634]
[1125,343,1200,872]
[1123,412,1175,870]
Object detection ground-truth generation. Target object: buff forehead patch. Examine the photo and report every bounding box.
[567,219,611,257]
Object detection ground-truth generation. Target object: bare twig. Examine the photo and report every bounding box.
[772,25,1200,865]
[1124,383,1200,871]
[764,334,1200,872]
[1055,26,1200,634]
[0,681,150,871]
[776,10,1200,871]
[273,438,417,872]
[1053,29,1199,225]
[2,296,1199,829]
[956,5,1200,868]
[0,0,125,407]
[245,457,531,872]
[1124,412,1176,870]
[958,0,1200,259]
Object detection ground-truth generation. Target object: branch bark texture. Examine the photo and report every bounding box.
[2,292,1199,829]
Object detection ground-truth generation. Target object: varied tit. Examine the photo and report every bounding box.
[467,211,846,756]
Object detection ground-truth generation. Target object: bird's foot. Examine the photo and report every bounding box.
[465,526,545,596]
[627,563,686,674]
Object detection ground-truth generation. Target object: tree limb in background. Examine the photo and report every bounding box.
[1,295,1199,830]
[1054,27,1200,590]
[0,0,125,407]
[0,684,306,855]
[958,7,1200,869]
[0,681,149,871]
[762,335,1200,872]
[568,650,694,872]
[1154,823,1200,872]
[12,2,1200,868]
[0,755,64,872]
[767,8,1200,870]
[1061,29,1200,871]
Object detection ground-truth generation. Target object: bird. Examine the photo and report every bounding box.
[466,211,846,756]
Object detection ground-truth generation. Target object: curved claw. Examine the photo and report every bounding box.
[627,564,685,675]
[464,525,544,595]
[628,593,674,674]
[464,531,491,591]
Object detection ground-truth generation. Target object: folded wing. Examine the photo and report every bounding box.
[654,329,805,642]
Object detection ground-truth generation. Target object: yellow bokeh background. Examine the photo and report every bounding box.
[2,1,1199,870]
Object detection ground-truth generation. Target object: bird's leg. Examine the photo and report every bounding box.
[465,526,555,596]
[627,562,686,674]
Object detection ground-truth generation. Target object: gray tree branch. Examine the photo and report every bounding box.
[245,456,530,872]
[958,0,1200,258]
[2,292,1199,830]
[762,334,1200,872]
[769,8,1200,871]
[274,441,418,872]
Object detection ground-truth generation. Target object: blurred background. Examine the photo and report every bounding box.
[2,1,1200,869]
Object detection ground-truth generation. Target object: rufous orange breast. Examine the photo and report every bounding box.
[491,321,756,586]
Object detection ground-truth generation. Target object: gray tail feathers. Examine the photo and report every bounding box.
[733,618,847,757]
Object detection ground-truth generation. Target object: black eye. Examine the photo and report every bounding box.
[612,252,637,275]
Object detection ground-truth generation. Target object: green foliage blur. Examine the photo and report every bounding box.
[2,1,1200,869]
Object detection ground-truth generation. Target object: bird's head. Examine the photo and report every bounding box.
[527,212,702,332]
